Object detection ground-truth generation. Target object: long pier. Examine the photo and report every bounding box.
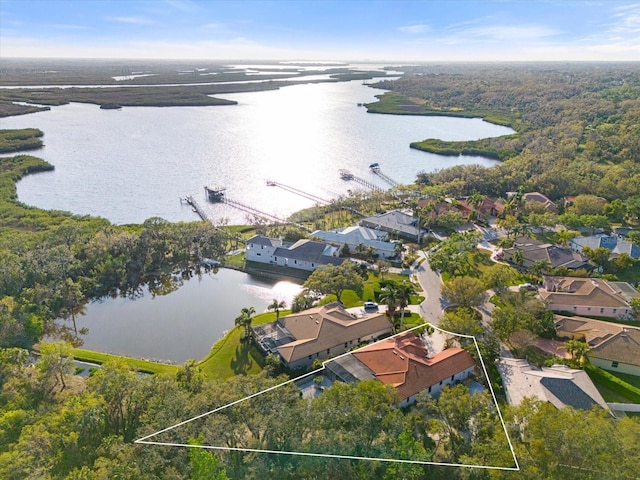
[222,195,286,224]
[371,168,399,187]
[338,169,385,192]
[184,196,211,223]
[266,180,330,205]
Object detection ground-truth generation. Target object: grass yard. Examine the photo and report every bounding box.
[607,371,640,390]
[198,310,281,379]
[70,348,179,376]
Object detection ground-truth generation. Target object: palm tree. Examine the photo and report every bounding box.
[235,306,256,342]
[565,339,590,366]
[380,286,399,332]
[267,299,286,321]
[512,249,524,269]
[395,282,416,331]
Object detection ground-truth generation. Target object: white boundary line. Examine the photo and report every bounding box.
[136,323,520,471]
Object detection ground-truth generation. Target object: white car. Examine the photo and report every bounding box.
[363,302,379,311]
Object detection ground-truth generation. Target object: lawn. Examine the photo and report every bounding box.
[607,371,640,390]
[70,348,179,376]
[198,310,281,379]
[196,270,425,379]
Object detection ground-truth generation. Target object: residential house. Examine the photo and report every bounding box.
[498,358,609,411]
[522,192,557,212]
[457,196,506,221]
[359,210,427,242]
[311,226,398,259]
[570,234,640,260]
[540,276,639,319]
[502,236,593,271]
[252,302,391,370]
[325,332,475,407]
[246,235,345,272]
[555,315,640,376]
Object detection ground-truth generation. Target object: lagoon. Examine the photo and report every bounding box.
[6,78,514,225]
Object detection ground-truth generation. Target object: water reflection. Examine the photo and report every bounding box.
[47,268,303,364]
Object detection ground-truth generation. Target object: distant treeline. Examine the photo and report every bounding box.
[367,63,640,203]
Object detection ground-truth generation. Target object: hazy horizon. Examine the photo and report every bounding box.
[1,1,639,62]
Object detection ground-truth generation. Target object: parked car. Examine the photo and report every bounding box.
[363,302,379,311]
[518,283,536,291]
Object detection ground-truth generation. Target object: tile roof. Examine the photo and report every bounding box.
[540,276,637,308]
[352,332,475,401]
[504,243,591,270]
[276,302,391,364]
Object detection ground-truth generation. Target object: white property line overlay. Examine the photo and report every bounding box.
[136,323,520,471]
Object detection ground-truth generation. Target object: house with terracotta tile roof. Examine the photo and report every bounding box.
[555,315,640,376]
[252,302,391,370]
[325,332,476,407]
[498,358,609,411]
[540,276,639,319]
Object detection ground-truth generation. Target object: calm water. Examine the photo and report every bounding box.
[51,269,302,364]
[6,80,514,225]
[7,72,514,362]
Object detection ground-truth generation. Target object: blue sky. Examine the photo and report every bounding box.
[1,1,639,61]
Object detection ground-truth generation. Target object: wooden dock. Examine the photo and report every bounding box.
[184,196,210,223]
[371,167,399,187]
[265,179,330,205]
[338,169,385,192]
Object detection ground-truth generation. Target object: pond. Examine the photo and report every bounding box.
[49,268,303,364]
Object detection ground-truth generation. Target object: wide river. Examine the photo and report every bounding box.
[5,70,514,363]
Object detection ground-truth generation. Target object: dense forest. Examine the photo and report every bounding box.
[1,62,639,478]
[369,63,640,204]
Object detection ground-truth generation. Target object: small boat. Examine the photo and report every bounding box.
[204,186,225,202]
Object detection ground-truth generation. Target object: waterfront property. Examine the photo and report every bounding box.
[252,302,391,370]
[325,332,476,407]
[498,358,609,411]
[359,210,427,242]
[245,234,345,272]
[311,226,398,259]
[555,315,640,377]
[539,276,639,319]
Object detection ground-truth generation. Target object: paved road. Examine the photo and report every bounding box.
[412,250,448,325]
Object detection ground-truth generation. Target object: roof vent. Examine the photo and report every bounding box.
[399,356,405,360]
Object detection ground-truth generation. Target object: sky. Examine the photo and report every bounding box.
[1,0,639,62]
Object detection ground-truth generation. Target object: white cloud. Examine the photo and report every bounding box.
[398,24,431,34]
[610,3,640,33]
[107,16,155,25]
